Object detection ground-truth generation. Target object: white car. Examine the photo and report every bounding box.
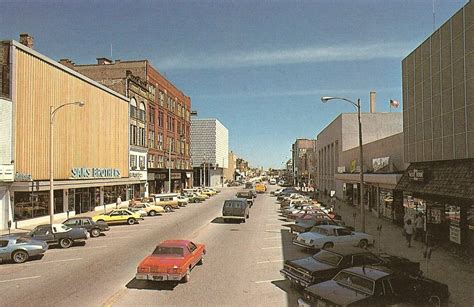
[292,225,374,250]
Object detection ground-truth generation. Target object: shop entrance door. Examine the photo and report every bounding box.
[75,190,91,214]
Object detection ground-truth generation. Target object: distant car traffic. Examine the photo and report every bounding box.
[293,225,374,250]
[63,217,110,238]
[236,191,254,207]
[136,240,206,283]
[0,236,48,263]
[25,224,89,248]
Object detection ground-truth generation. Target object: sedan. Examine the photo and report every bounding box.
[136,240,206,283]
[92,209,143,225]
[63,217,110,237]
[293,225,374,250]
[0,236,48,264]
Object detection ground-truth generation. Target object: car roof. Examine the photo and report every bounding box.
[160,240,191,247]
[323,246,373,256]
[342,266,393,280]
[316,224,346,230]
[226,198,247,202]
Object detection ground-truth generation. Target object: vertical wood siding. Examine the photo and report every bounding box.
[14,49,129,180]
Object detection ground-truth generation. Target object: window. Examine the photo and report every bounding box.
[337,228,352,236]
[159,91,164,106]
[188,242,197,252]
[130,155,137,169]
[83,219,91,225]
[139,156,145,170]
[130,98,137,118]
[139,102,146,122]
[158,133,164,150]
[149,107,155,124]
[148,154,155,168]
[148,130,155,148]
[130,125,137,145]
[158,111,164,127]
[0,240,9,247]
[352,254,380,266]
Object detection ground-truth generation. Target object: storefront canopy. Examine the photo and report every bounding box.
[395,159,474,201]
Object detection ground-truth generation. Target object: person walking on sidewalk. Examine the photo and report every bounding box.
[404,219,414,247]
[414,213,424,242]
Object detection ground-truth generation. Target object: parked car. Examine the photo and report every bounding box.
[25,224,89,248]
[298,266,449,306]
[290,217,351,234]
[0,236,48,264]
[177,195,189,207]
[271,188,284,196]
[63,217,110,238]
[200,189,216,197]
[136,240,206,283]
[293,225,374,250]
[222,198,250,223]
[190,192,208,202]
[151,193,180,211]
[236,191,255,207]
[208,188,220,194]
[129,202,165,216]
[269,178,277,185]
[92,209,143,225]
[280,246,420,288]
[121,206,147,217]
[255,183,266,193]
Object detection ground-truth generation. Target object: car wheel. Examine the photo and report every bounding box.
[428,295,441,306]
[127,218,136,225]
[358,239,368,249]
[246,213,249,219]
[164,206,172,212]
[181,270,190,283]
[12,250,29,264]
[322,242,333,250]
[97,219,105,223]
[90,228,101,238]
[242,218,246,223]
[59,238,73,248]
[149,210,156,216]
[198,256,204,265]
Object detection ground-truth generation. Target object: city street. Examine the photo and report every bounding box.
[0,187,308,307]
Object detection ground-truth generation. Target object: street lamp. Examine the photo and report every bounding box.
[50,101,85,224]
[320,96,365,232]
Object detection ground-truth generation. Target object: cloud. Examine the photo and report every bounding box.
[155,42,414,70]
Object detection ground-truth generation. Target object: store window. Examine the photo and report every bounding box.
[403,194,426,222]
[54,190,64,215]
[14,191,49,221]
[139,156,146,170]
[130,155,137,170]
[68,189,75,211]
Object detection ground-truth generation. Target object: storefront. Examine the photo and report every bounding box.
[395,159,474,253]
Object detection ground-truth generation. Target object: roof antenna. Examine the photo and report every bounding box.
[432,0,436,31]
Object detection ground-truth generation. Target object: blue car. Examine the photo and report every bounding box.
[0,236,48,264]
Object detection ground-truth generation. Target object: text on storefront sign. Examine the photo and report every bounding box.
[71,168,121,179]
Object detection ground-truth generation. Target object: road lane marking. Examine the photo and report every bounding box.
[102,288,128,307]
[254,279,278,284]
[0,276,40,283]
[17,258,83,267]
[256,260,283,264]
[47,245,108,252]
[261,246,282,250]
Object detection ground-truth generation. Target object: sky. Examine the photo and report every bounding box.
[0,0,468,168]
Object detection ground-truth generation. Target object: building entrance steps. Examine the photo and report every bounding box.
[318,196,473,306]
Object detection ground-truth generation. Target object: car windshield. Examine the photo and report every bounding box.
[313,250,343,266]
[333,271,374,295]
[153,246,184,257]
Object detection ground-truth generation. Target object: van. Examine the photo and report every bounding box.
[256,183,266,193]
[151,193,180,212]
[222,199,249,223]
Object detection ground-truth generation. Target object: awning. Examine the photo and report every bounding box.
[395,159,474,201]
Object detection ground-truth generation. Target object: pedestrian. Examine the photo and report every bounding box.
[404,219,414,247]
[414,213,424,242]
[116,195,122,209]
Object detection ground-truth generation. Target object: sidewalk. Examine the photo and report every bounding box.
[321,196,473,307]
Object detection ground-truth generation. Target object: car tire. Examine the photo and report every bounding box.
[246,213,250,219]
[97,219,105,223]
[322,242,334,250]
[127,218,136,225]
[242,218,246,223]
[198,256,204,265]
[59,238,73,248]
[164,206,172,212]
[90,228,101,238]
[181,270,190,283]
[149,210,156,216]
[12,250,29,264]
[358,239,368,249]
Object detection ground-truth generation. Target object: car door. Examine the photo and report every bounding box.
[81,218,92,231]
[32,226,55,243]
[0,240,9,260]
[335,228,354,246]
[109,210,122,222]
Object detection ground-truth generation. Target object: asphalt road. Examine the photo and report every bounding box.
[0,186,309,307]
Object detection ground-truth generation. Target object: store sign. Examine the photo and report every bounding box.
[373,157,390,172]
[0,165,14,182]
[449,226,461,244]
[130,172,143,178]
[408,169,424,182]
[15,172,33,182]
[70,168,121,179]
[337,166,346,173]
[155,173,167,180]
[171,173,181,180]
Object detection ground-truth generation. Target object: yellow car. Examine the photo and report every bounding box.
[130,202,165,216]
[200,189,216,196]
[92,209,143,225]
[256,183,267,193]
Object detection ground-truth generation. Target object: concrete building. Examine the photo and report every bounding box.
[291,139,317,188]
[317,109,403,199]
[191,119,229,187]
[61,57,192,194]
[397,1,474,252]
[223,151,237,182]
[0,35,139,231]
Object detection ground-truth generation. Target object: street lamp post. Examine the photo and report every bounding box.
[50,101,85,224]
[320,96,365,232]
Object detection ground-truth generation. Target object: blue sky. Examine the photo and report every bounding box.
[0,0,467,168]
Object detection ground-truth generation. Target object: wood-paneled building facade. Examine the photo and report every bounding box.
[0,37,139,230]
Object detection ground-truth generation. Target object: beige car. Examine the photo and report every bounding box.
[151,194,180,212]
[130,202,165,216]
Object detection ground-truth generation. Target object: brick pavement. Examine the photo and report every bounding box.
[320,196,473,307]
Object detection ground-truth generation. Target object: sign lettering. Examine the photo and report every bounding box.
[70,168,121,179]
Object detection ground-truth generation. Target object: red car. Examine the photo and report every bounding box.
[136,240,206,283]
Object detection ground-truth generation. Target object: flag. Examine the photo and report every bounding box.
[390,99,400,108]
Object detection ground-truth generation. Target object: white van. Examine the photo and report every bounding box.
[151,193,180,211]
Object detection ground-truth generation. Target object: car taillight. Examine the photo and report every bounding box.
[137,266,149,273]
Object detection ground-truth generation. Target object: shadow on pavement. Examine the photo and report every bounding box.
[210,217,243,224]
[126,278,179,291]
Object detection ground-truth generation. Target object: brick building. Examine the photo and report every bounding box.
[61,58,192,193]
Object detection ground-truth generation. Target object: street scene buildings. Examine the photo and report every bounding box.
[1,1,474,307]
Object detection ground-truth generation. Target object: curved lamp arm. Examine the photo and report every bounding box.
[51,101,85,122]
[320,96,359,111]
